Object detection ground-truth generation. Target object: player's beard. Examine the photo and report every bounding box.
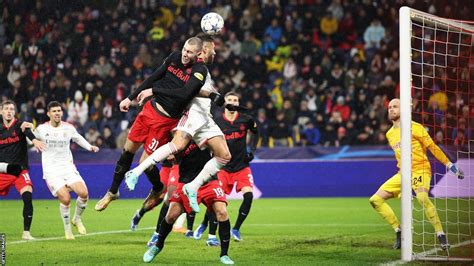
[389,113,400,122]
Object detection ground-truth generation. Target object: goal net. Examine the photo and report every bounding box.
[399,7,474,261]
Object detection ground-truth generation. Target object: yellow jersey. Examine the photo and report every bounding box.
[386,121,450,172]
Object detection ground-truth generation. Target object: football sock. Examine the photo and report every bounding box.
[201,211,210,227]
[416,192,443,233]
[144,166,164,192]
[156,220,173,249]
[219,219,231,257]
[22,191,33,231]
[60,203,71,231]
[233,192,253,230]
[369,194,400,231]
[73,197,88,221]
[156,203,169,233]
[187,212,195,231]
[110,150,134,194]
[135,143,177,175]
[209,212,218,235]
[186,157,228,191]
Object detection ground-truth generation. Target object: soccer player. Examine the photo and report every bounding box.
[369,98,464,250]
[35,101,99,239]
[95,37,208,211]
[0,100,45,240]
[125,34,232,213]
[214,92,258,241]
[143,141,234,265]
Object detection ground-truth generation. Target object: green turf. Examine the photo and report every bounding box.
[0,198,471,265]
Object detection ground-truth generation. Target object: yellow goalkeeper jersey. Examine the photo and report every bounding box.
[386,121,450,172]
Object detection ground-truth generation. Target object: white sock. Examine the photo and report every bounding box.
[173,213,187,229]
[0,162,7,173]
[436,231,445,237]
[133,143,177,175]
[73,197,88,221]
[187,157,228,191]
[60,203,71,231]
[208,234,216,239]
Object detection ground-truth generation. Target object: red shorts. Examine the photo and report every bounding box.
[159,165,179,188]
[127,101,179,155]
[170,181,227,213]
[218,167,254,195]
[0,170,33,196]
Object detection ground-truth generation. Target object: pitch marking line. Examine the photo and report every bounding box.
[382,240,474,265]
[9,223,386,245]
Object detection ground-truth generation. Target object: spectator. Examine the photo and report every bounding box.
[364,19,385,49]
[332,96,351,122]
[269,111,292,147]
[301,121,321,146]
[67,90,88,127]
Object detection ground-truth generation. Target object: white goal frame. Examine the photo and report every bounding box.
[399,6,474,262]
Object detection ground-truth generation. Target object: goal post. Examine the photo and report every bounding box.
[399,6,474,262]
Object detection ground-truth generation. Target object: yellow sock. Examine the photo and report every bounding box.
[369,194,400,230]
[416,192,443,233]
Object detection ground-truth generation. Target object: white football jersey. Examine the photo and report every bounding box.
[188,71,216,114]
[35,122,92,177]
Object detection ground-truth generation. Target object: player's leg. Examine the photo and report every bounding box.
[369,173,400,248]
[206,211,219,246]
[69,180,89,235]
[213,202,234,265]
[232,168,255,241]
[15,171,34,240]
[183,130,231,213]
[56,186,74,239]
[95,139,141,211]
[143,202,184,263]
[185,136,231,192]
[184,212,195,237]
[194,211,210,240]
[129,130,190,178]
[131,152,165,230]
[232,187,253,241]
[413,171,448,249]
[147,181,177,247]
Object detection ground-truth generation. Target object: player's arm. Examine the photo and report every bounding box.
[0,162,22,176]
[21,122,46,152]
[152,64,208,102]
[127,52,174,101]
[244,118,259,163]
[71,127,99,152]
[416,124,464,179]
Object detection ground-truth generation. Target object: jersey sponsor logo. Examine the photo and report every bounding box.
[224,131,246,140]
[167,65,190,82]
[0,135,20,144]
[194,72,204,81]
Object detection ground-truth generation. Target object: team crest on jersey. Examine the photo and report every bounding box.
[240,124,246,131]
[186,68,192,74]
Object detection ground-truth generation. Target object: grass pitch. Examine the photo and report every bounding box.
[1,198,471,265]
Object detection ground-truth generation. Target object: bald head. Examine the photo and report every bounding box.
[388,98,400,122]
[181,37,203,65]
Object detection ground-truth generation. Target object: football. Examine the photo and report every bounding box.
[201,12,224,35]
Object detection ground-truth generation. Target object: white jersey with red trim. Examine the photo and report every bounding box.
[187,71,216,114]
[35,122,92,177]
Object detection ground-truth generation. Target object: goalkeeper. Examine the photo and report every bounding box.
[369,98,464,250]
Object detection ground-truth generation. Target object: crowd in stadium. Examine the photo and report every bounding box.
[0,0,471,148]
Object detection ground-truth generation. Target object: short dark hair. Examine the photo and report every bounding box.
[47,101,62,111]
[224,91,240,99]
[1,100,16,109]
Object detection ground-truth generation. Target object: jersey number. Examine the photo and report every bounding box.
[412,176,422,186]
[248,174,254,185]
[213,187,225,198]
[148,138,160,152]
[22,173,31,182]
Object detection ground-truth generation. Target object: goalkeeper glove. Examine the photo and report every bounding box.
[209,92,225,107]
[7,163,22,176]
[447,162,464,179]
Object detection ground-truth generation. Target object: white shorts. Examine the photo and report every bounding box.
[44,171,85,197]
[175,110,224,148]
